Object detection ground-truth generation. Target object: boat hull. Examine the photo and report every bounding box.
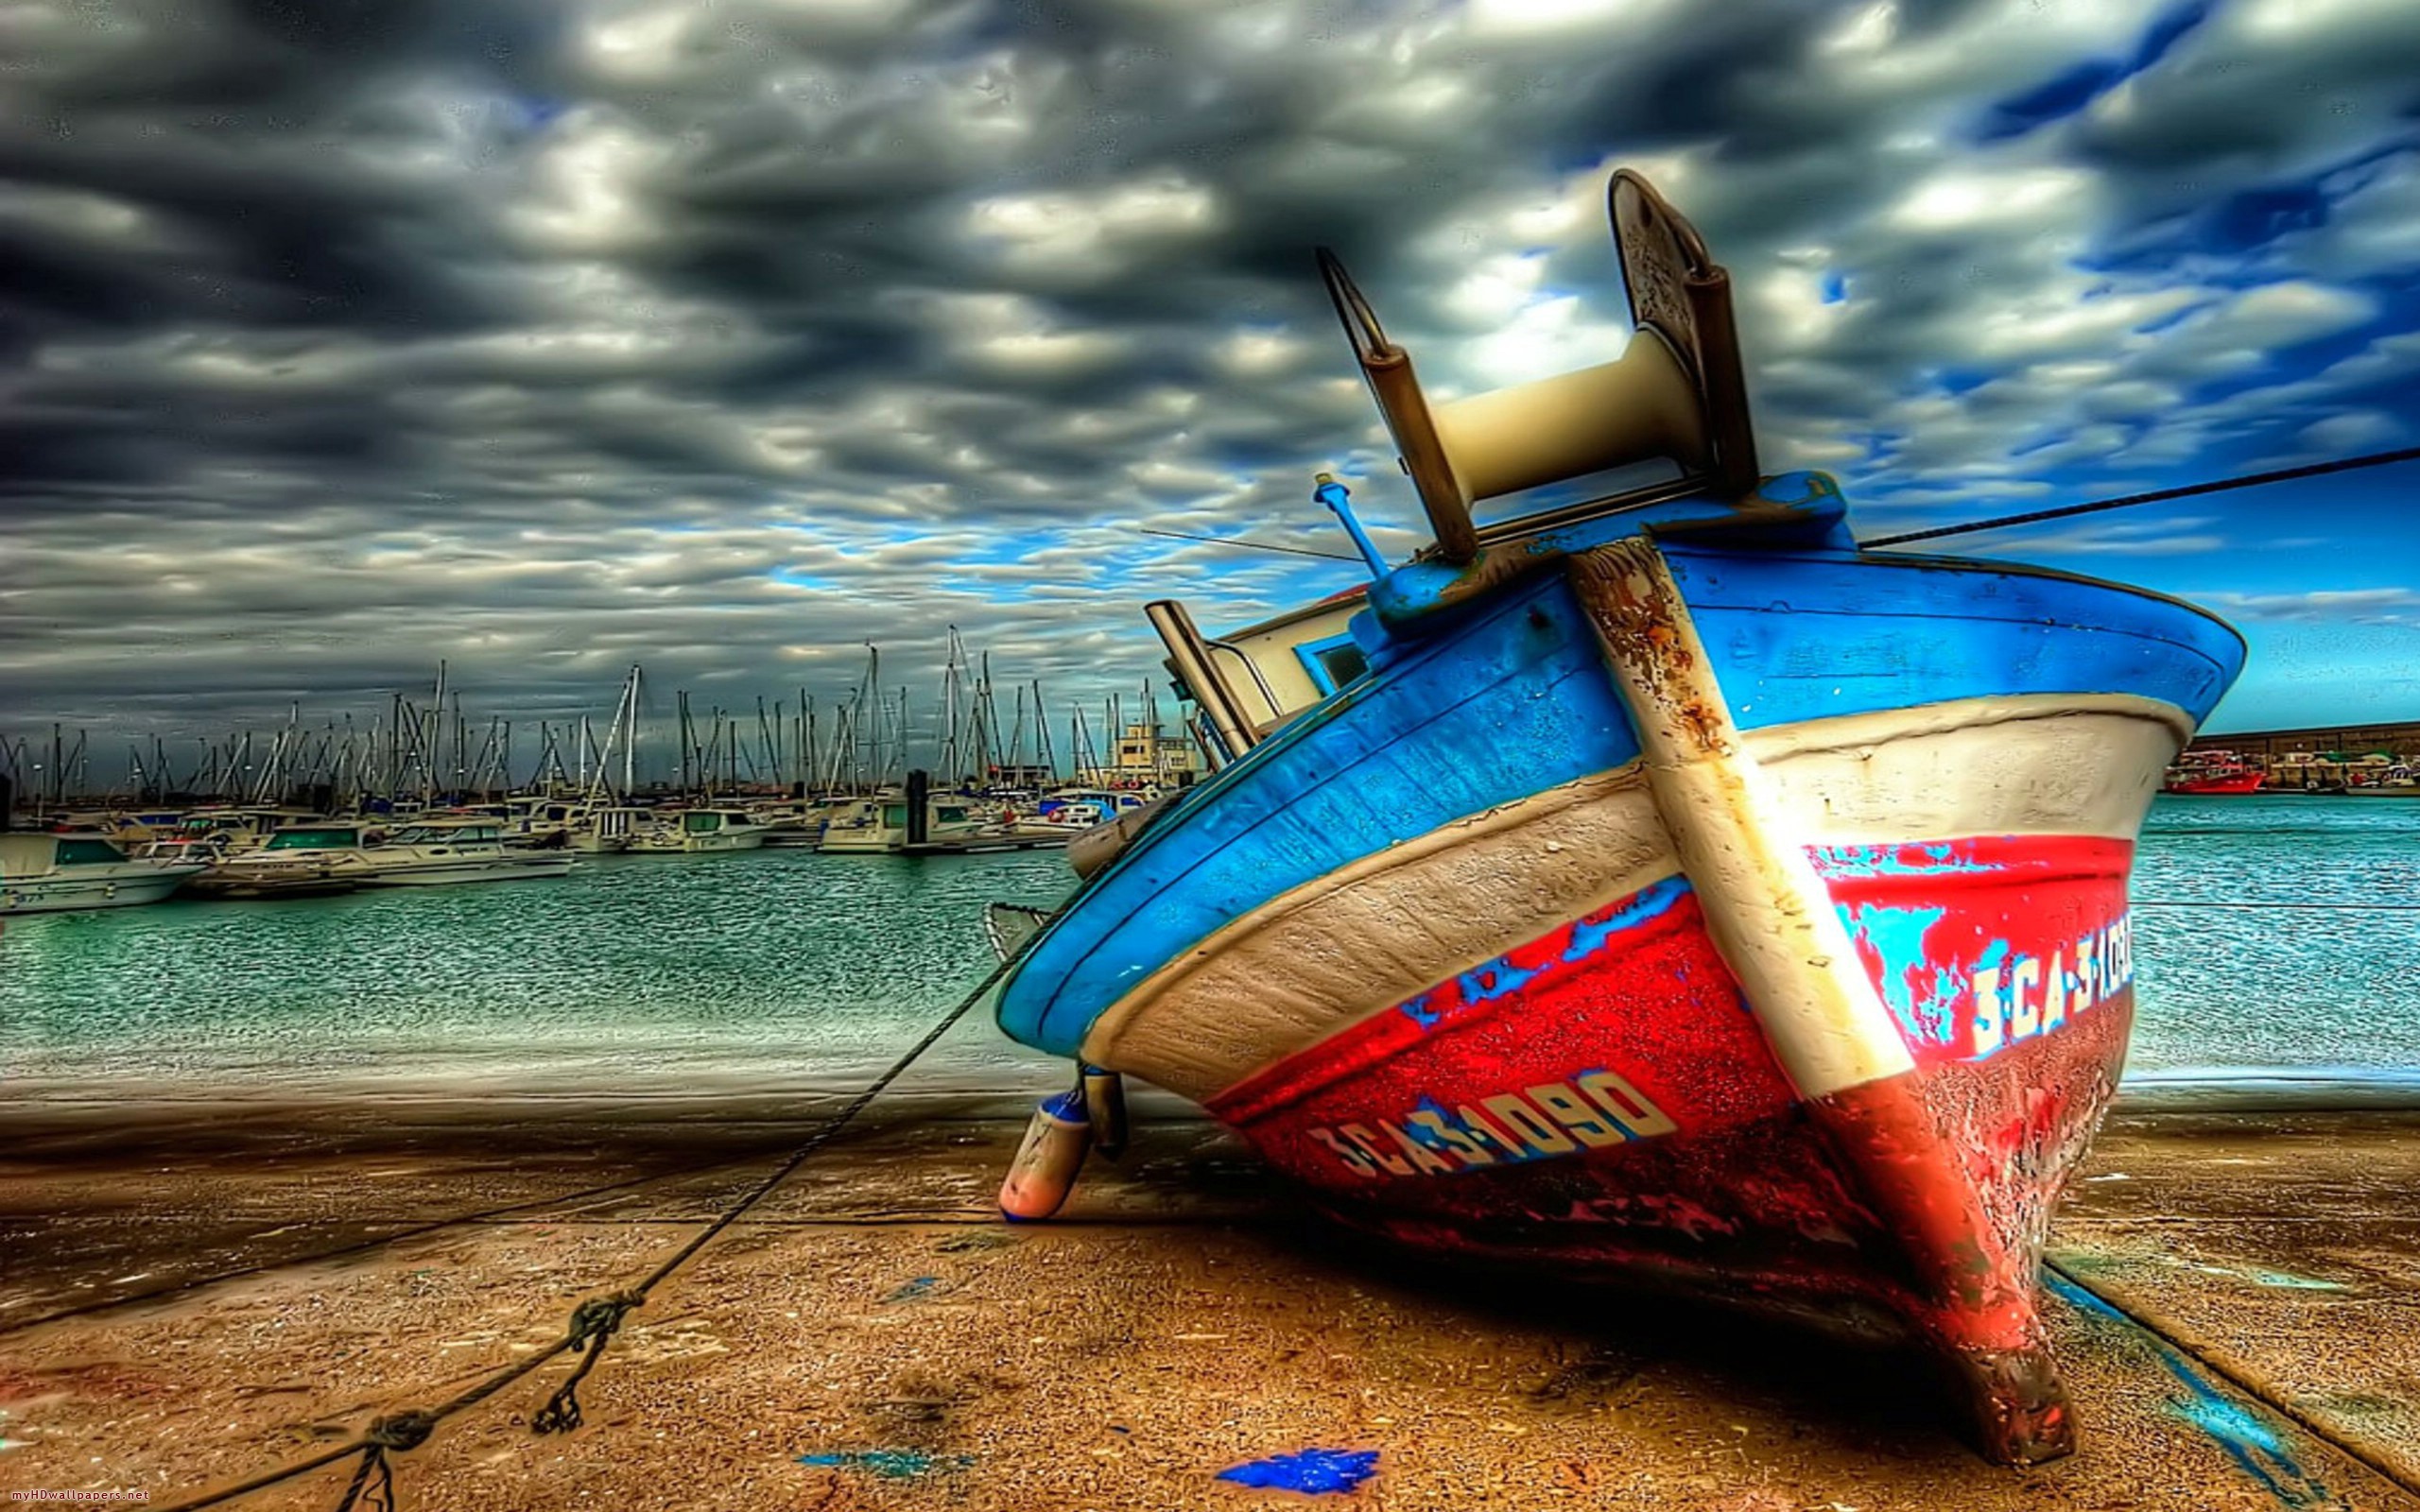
[1206,834,2134,1330]
[187,869,362,900]
[995,530,2243,1459]
[817,829,901,853]
[681,832,767,852]
[0,866,201,914]
[355,857,575,886]
[2163,772,2264,795]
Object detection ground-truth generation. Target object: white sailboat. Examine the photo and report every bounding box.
[562,663,652,853]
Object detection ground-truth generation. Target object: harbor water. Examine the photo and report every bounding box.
[3,794,2416,1102]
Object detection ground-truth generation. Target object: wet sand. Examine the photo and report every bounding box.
[4,1091,2418,1510]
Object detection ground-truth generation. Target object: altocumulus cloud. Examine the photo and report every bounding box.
[5,0,2420,754]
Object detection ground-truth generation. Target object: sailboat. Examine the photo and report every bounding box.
[989,169,2243,1465]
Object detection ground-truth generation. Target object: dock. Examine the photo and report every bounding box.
[3,1091,2416,1509]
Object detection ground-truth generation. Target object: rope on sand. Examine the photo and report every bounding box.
[156,944,1028,1512]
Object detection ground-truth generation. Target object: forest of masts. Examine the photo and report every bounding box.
[4,634,1189,812]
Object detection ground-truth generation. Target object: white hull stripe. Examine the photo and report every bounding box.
[1079,692,2186,1103]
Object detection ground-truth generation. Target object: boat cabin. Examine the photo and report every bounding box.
[384,820,508,849]
[0,833,138,877]
[257,825,367,852]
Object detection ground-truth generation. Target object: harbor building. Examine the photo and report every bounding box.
[1081,721,1201,788]
[2188,720,2420,765]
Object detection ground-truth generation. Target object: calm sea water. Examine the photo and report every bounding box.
[2,795,2415,1100]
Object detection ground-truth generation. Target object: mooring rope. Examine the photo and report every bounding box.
[1858,445,2420,549]
[155,943,1028,1512]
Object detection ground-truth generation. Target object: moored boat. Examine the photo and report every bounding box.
[2161,748,2265,794]
[819,791,992,853]
[355,818,576,885]
[192,818,572,890]
[989,170,2245,1465]
[1026,787,1159,832]
[130,805,319,865]
[186,822,372,899]
[568,806,651,853]
[625,807,769,853]
[0,833,207,914]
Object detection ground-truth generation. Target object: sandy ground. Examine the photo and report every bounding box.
[3,1091,2418,1511]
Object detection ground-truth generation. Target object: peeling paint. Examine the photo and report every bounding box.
[1564,876,1691,964]
[1845,902,1953,1044]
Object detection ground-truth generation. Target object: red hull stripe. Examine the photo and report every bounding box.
[1208,833,2137,1185]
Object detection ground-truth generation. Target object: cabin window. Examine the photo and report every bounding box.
[1294,632,1369,696]
[267,829,357,850]
[939,807,967,823]
[54,838,127,866]
[882,805,908,826]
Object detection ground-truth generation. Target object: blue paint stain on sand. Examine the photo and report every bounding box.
[797,1450,973,1478]
[1218,1448,1380,1495]
[2048,1276,2334,1508]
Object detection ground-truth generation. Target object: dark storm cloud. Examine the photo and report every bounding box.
[6,0,2420,766]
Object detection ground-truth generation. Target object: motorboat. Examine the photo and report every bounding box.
[1027,788,1160,832]
[819,792,994,853]
[355,818,575,884]
[988,170,2244,1465]
[192,819,571,891]
[186,822,374,899]
[626,807,769,854]
[0,832,207,914]
[748,799,824,848]
[130,806,318,865]
[568,806,652,853]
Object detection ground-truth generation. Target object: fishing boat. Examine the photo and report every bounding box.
[989,170,2244,1465]
[0,833,207,914]
[2161,748,2266,794]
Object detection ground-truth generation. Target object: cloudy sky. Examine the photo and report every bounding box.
[6,0,2420,785]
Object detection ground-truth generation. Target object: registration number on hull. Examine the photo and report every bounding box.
[1306,1071,1678,1180]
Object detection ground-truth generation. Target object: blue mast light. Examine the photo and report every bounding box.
[1314,472,1391,579]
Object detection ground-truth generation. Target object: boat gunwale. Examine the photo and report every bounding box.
[1000,541,2238,1056]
